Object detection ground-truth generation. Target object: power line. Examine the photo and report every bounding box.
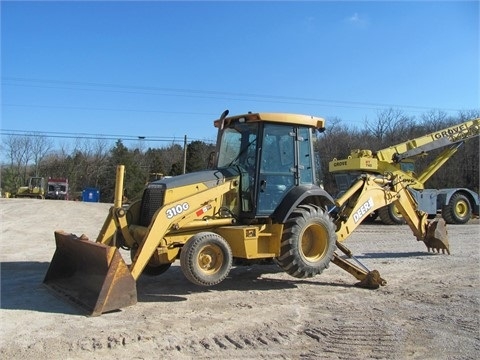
[2,103,218,116]
[2,76,466,113]
[0,129,216,144]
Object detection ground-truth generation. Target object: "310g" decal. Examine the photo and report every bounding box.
[166,202,189,219]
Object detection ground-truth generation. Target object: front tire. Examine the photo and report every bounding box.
[180,232,232,286]
[442,193,472,224]
[276,205,336,278]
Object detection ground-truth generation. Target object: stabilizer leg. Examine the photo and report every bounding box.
[331,241,387,290]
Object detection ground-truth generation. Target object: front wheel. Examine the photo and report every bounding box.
[275,204,336,278]
[180,232,232,286]
[442,193,472,224]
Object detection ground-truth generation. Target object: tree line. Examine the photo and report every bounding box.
[1,135,215,201]
[1,109,478,202]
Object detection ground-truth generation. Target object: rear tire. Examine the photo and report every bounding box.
[442,193,472,224]
[378,203,406,225]
[180,232,232,286]
[275,205,336,278]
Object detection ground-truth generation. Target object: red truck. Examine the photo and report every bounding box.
[46,178,69,200]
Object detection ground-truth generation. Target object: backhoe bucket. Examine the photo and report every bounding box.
[43,231,137,316]
[424,218,450,254]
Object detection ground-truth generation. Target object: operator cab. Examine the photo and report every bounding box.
[214,112,325,220]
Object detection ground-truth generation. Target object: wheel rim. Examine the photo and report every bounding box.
[455,200,469,217]
[392,205,403,219]
[301,223,328,262]
[197,244,224,274]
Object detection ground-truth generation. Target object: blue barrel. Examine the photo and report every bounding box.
[82,188,100,202]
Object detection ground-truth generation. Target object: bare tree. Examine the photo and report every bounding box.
[30,132,53,176]
[366,108,415,146]
[1,135,32,187]
[365,110,393,142]
[420,109,450,132]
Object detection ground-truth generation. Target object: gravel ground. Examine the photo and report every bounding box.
[1,198,479,359]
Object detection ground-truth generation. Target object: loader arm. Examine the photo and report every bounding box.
[94,165,239,280]
[129,179,238,280]
[96,165,136,246]
[44,166,239,315]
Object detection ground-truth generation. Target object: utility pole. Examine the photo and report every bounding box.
[183,135,187,174]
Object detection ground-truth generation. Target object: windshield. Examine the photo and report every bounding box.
[217,122,258,169]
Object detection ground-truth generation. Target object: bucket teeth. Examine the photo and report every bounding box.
[425,243,450,255]
[424,218,450,255]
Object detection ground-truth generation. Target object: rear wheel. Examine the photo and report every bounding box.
[442,193,472,224]
[378,203,406,225]
[180,232,232,286]
[276,205,336,278]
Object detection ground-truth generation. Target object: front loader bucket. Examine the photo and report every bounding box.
[44,231,137,316]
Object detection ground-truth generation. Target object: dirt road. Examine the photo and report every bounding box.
[1,198,479,359]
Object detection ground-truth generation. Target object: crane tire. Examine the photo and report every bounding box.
[378,204,406,225]
[180,232,232,286]
[442,193,472,224]
[276,204,336,279]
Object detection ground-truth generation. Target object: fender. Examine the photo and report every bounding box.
[272,185,335,223]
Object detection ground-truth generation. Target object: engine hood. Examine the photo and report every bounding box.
[148,167,240,190]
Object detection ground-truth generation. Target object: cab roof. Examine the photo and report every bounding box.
[214,112,326,131]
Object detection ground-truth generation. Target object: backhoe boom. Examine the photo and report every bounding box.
[333,173,449,253]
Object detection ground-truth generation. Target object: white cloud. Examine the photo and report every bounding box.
[349,13,361,22]
[346,12,369,27]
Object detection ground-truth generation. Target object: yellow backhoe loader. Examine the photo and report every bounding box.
[44,111,450,316]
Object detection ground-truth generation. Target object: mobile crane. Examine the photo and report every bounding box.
[329,119,480,225]
[44,112,450,316]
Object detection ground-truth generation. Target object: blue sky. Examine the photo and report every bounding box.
[1,1,479,149]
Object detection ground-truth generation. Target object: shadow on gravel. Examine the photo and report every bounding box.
[137,264,355,303]
[0,261,80,315]
[137,264,294,303]
[356,251,437,259]
[1,261,350,315]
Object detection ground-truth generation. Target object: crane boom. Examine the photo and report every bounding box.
[329,118,479,177]
[377,119,479,163]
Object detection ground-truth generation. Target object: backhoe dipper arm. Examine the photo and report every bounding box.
[334,174,449,254]
[334,174,400,242]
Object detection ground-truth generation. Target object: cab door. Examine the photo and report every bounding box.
[256,124,316,215]
[256,124,296,215]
